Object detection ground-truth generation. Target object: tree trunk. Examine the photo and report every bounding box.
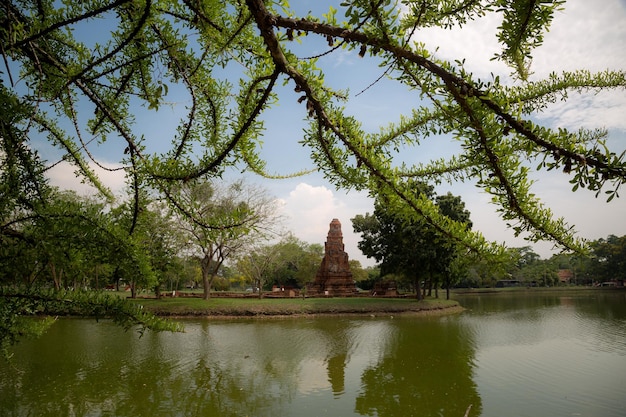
[114,267,121,291]
[201,254,212,300]
[202,270,211,300]
[50,263,61,290]
[414,277,423,300]
[28,270,37,285]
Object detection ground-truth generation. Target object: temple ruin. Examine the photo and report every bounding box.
[307,218,357,296]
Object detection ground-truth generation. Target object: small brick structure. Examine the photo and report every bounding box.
[371,280,398,296]
[307,218,357,297]
[557,269,574,284]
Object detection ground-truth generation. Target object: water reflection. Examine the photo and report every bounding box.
[458,291,626,355]
[2,292,625,416]
[456,291,626,417]
[355,317,481,417]
[1,316,480,416]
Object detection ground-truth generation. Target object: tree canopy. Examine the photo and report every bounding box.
[170,178,281,299]
[2,0,625,258]
[352,182,472,298]
[236,234,323,295]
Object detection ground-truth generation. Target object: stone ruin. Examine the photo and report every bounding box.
[371,280,398,296]
[307,218,357,296]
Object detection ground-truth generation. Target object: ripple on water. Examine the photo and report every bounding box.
[470,301,626,417]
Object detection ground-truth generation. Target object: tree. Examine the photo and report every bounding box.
[3,0,624,256]
[0,188,181,355]
[352,182,471,299]
[171,179,280,299]
[432,192,472,299]
[268,236,323,289]
[110,196,185,297]
[589,235,626,283]
[35,191,106,290]
[504,246,540,282]
[237,234,323,295]
[353,266,382,291]
[1,79,178,352]
[0,186,154,293]
[237,243,282,298]
[3,0,626,343]
[352,194,432,298]
[349,260,369,285]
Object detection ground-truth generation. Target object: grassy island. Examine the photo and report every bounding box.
[131,295,461,318]
[128,286,624,319]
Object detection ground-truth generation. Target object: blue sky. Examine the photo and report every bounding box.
[42,0,626,266]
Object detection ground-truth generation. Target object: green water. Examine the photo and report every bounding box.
[1,291,625,416]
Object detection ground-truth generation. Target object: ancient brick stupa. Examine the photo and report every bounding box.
[307,218,357,296]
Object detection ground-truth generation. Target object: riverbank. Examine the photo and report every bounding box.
[129,286,625,318]
[133,296,461,318]
[452,285,625,295]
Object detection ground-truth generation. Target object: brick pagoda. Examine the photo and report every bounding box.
[307,218,357,296]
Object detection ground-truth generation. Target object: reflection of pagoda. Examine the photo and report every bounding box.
[307,219,357,296]
[327,353,347,396]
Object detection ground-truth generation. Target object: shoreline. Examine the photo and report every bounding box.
[139,299,464,320]
[162,307,465,320]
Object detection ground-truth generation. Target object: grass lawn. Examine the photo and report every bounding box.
[129,295,460,317]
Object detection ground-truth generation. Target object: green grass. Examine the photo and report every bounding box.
[129,296,460,317]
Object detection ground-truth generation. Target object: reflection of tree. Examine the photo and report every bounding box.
[355,319,481,417]
[1,317,482,416]
[565,293,626,351]
[0,320,140,416]
[177,357,289,417]
[0,320,298,417]
[459,293,562,313]
[575,292,626,321]
[184,319,358,413]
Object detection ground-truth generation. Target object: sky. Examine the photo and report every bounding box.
[43,0,626,267]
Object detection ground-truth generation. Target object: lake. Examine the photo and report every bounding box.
[1,290,625,416]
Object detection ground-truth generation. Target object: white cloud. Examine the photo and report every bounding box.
[282,183,343,238]
[536,90,626,131]
[530,1,626,130]
[533,0,626,77]
[279,182,375,266]
[47,160,127,198]
[412,0,626,81]
[412,10,508,80]
[415,0,626,133]
[410,0,626,134]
